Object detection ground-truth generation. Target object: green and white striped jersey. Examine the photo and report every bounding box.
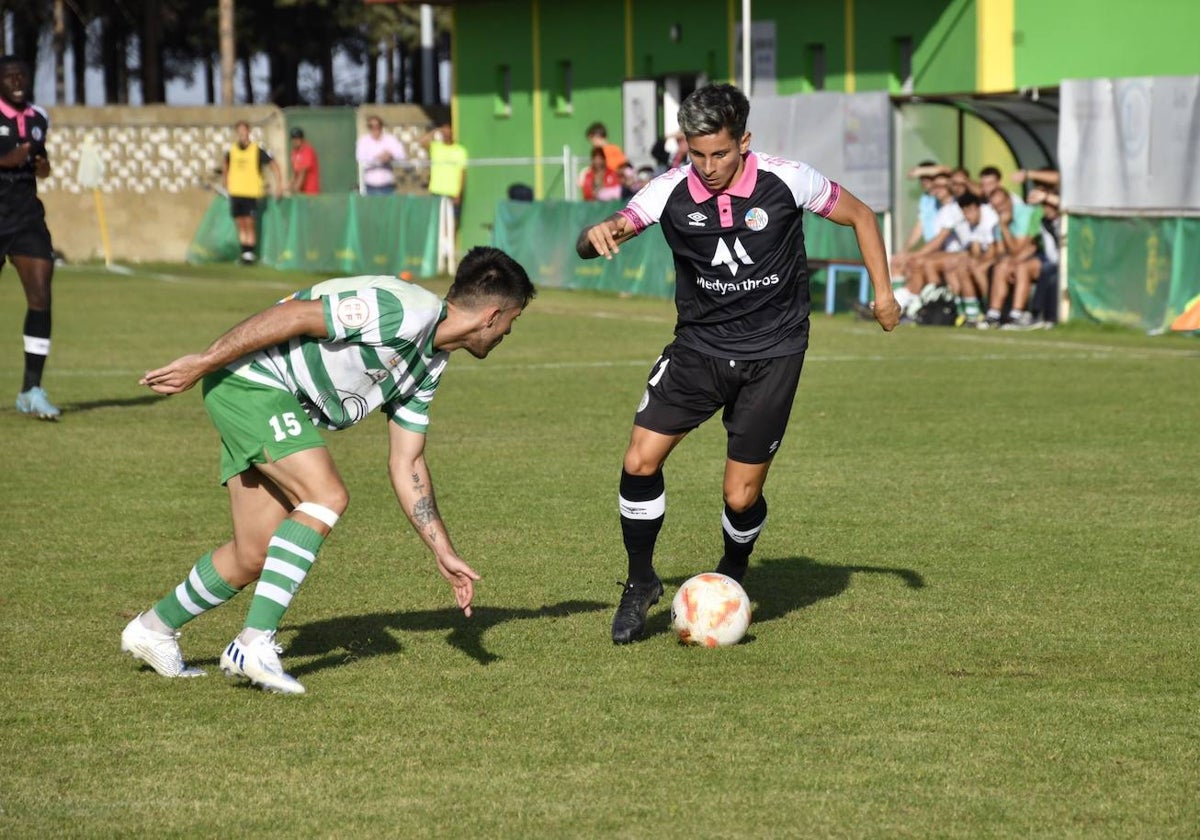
[228,276,449,433]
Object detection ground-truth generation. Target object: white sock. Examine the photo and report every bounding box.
[238,627,268,644]
[140,610,172,634]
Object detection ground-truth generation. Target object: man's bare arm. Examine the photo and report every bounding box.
[576,212,639,260]
[140,299,328,393]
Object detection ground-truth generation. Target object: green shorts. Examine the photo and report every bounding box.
[202,369,327,485]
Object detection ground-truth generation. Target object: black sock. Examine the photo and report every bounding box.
[717,495,768,582]
[619,469,665,583]
[22,309,51,392]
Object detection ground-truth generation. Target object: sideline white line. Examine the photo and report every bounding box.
[9,347,1192,381]
[58,263,295,290]
[944,331,1200,358]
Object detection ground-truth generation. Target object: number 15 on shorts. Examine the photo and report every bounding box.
[269,412,303,442]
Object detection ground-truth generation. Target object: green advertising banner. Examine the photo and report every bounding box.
[187,194,442,277]
[1067,215,1200,332]
[492,199,877,301]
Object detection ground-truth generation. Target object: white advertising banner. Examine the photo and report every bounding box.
[747,91,892,211]
[1060,76,1200,212]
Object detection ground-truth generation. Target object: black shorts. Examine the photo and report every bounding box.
[229,196,260,219]
[0,219,54,262]
[634,342,806,464]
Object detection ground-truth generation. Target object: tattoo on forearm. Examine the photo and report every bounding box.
[409,470,440,541]
[412,495,440,528]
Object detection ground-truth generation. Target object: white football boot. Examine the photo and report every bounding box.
[220,631,305,695]
[121,613,206,678]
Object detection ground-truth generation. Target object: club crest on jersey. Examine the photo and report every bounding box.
[711,237,754,276]
[687,211,708,227]
[31,127,44,142]
[744,207,768,231]
[335,297,371,329]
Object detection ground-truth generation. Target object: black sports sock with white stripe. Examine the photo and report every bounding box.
[619,469,665,583]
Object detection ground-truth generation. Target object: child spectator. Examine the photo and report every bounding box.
[585,122,627,172]
[579,147,622,201]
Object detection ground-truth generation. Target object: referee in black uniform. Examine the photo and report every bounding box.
[578,83,900,643]
[0,56,59,420]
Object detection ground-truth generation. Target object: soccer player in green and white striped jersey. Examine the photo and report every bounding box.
[121,246,535,694]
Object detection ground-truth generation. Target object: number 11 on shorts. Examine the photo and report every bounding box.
[268,412,303,442]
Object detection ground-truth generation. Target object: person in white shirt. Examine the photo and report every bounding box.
[892,172,957,318]
[946,192,1001,323]
[356,115,408,196]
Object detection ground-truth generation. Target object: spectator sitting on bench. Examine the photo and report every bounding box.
[983,178,1060,329]
[941,191,1001,325]
[891,160,948,282]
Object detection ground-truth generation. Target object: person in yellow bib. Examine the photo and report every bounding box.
[222,121,283,265]
[421,123,468,220]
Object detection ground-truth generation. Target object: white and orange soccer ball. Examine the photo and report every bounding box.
[670,573,752,647]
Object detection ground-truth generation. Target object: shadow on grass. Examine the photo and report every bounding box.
[640,555,926,642]
[276,599,610,673]
[63,394,164,413]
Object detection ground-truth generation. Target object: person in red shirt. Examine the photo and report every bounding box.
[579,147,622,201]
[288,128,320,194]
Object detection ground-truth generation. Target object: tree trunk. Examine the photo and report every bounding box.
[53,0,66,104]
[204,56,215,105]
[366,40,378,104]
[141,0,165,103]
[219,0,235,105]
[384,36,396,104]
[268,48,299,107]
[319,35,334,105]
[241,53,254,104]
[411,41,425,106]
[68,7,87,105]
[101,14,129,105]
[397,38,408,103]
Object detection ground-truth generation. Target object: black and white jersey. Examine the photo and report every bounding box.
[619,152,841,358]
[0,99,49,235]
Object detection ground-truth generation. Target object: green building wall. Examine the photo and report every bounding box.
[1014,0,1200,87]
[453,0,1197,250]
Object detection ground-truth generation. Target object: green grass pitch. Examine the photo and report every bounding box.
[1,263,1196,838]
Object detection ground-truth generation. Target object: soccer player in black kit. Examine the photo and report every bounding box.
[0,56,59,419]
[577,84,900,644]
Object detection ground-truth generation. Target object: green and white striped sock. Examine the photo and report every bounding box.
[152,551,241,630]
[244,518,327,632]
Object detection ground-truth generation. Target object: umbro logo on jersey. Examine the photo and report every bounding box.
[711,237,754,276]
[687,211,708,227]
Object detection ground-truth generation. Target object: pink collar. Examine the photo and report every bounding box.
[0,99,34,120]
[687,152,758,203]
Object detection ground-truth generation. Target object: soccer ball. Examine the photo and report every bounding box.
[670,573,751,647]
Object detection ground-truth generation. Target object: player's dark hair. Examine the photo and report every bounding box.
[585,122,607,139]
[979,165,1002,180]
[678,83,750,140]
[0,55,27,70]
[956,192,981,208]
[447,247,536,310]
[917,159,938,168]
